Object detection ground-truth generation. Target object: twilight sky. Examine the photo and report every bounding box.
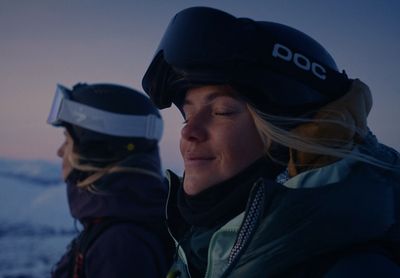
[1,0,399,174]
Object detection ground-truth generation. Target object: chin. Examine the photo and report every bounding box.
[184,176,221,195]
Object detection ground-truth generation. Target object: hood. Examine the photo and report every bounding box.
[233,152,400,276]
[66,171,167,225]
[288,79,373,176]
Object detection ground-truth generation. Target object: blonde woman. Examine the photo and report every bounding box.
[48,83,172,277]
[142,7,400,278]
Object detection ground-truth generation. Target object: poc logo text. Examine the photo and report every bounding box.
[272,43,327,80]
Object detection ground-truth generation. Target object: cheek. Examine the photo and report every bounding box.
[215,129,244,159]
[222,123,263,160]
[63,153,70,164]
[223,138,253,161]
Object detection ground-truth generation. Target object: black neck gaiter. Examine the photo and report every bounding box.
[177,157,280,228]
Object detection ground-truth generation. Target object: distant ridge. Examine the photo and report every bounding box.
[0,157,62,186]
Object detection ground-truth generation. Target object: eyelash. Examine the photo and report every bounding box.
[214,111,234,116]
[182,110,236,124]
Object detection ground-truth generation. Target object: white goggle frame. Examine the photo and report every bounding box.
[47,84,163,140]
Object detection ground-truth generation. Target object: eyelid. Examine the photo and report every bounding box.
[214,110,235,114]
[214,105,241,114]
[182,112,190,124]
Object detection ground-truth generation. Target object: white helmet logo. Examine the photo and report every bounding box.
[272,43,327,80]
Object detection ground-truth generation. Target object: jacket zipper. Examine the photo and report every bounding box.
[208,179,266,277]
[165,170,192,278]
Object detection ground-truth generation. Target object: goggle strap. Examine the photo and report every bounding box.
[59,99,163,140]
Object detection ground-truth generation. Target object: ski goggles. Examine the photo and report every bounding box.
[47,84,163,140]
[143,7,350,111]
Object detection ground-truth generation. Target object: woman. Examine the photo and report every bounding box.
[142,7,400,277]
[48,83,172,277]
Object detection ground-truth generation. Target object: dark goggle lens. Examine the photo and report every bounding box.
[158,7,242,68]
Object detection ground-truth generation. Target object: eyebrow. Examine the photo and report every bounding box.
[183,90,238,107]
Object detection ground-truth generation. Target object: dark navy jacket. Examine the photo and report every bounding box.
[52,170,172,278]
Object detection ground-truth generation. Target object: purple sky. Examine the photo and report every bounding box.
[1,0,399,174]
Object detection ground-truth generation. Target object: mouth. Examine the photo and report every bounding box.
[184,155,215,166]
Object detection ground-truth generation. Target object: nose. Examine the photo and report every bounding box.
[181,114,208,142]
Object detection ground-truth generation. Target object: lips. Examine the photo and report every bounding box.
[184,154,215,167]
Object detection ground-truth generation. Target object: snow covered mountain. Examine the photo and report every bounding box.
[0,158,62,186]
[0,157,76,277]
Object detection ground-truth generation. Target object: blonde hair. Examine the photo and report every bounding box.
[247,105,397,170]
[65,140,161,189]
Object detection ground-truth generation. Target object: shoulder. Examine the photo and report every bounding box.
[85,222,169,277]
[89,221,166,254]
[324,252,400,278]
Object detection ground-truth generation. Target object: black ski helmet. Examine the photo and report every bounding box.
[47,83,163,160]
[142,7,351,117]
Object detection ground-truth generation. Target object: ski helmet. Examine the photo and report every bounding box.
[142,7,351,117]
[47,83,163,160]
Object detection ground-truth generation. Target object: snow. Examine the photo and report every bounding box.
[0,234,74,278]
[0,158,76,277]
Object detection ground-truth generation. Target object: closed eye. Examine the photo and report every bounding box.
[214,111,236,116]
